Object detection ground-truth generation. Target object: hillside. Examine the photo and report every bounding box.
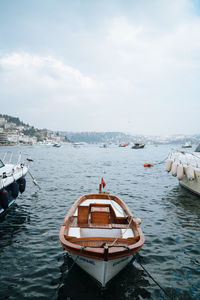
[59,131,134,144]
[0,114,28,127]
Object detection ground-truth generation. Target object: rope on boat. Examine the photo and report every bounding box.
[66,246,85,273]
[110,216,133,247]
[143,156,168,168]
[133,254,173,300]
[152,156,168,166]
[56,247,85,295]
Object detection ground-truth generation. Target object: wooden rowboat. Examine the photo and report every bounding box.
[59,185,145,287]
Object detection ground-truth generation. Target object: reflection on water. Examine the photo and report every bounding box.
[0,144,199,299]
[170,187,200,217]
[57,254,151,300]
[0,204,30,250]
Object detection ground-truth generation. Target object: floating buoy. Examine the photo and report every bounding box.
[144,163,153,167]
[186,166,195,181]
[166,159,173,172]
[177,164,184,180]
[171,162,178,176]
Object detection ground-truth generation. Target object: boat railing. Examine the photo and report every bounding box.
[2,151,27,166]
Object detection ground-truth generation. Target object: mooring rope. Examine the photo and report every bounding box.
[56,247,85,294]
[66,246,85,273]
[153,156,168,166]
[133,254,173,300]
[110,216,133,247]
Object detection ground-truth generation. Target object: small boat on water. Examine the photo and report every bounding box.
[59,182,145,287]
[119,142,130,147]
[0,154,28,214]
[131,142,145,149]
[182,142,192,148]
[53,143,61,148]
[166,144,200,196]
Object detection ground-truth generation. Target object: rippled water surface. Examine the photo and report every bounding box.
[0,144,199,300]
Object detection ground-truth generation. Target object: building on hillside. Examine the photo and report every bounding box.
[0,132,7,144]
[19,135,37,144]
[4,122,16,129]
[7,131,19,143]
[0,118,6,127]
[17,126,25,131]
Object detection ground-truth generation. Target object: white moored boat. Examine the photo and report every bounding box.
[166,144,200,196]
[182,142,192,148]
[59,182,145,287]
[0,154,28,214]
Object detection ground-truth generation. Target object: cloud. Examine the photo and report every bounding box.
[0,52,104,130]
[0,52,96,95]
[0,0,200,134]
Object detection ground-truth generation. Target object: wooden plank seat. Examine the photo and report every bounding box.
[64,235,140,247]
[70,216,129,229]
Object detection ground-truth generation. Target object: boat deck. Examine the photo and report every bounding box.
[68,216,137,240]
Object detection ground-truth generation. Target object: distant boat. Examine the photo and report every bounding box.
[53,143,61,148]
[182,142,192,148]
[72,142,86,147]
[59,183,145,287]
[119,142,130,147]
[0,155,28,214]
[100,144,107,148]
[131,143,145,149]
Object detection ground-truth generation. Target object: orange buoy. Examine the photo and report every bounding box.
[144,162,153,167]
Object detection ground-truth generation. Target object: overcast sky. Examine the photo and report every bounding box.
[0,0,200,135]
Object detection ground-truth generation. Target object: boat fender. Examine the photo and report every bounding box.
[18,177,26,194]
[177,164,184,180]
[0,188,9,209]
[171,162,178,176]
[11,181,19,199]
[135,217,142,225]
[166,159,173,172]
[186,166,195,181]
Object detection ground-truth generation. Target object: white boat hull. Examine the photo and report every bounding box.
[0,163,28,214]
[179,170,200,196]
[70,252,133,287]
[166,152,200,197]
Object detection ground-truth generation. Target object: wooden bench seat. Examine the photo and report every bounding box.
[70,216,129,229]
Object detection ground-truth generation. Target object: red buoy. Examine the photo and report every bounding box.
[144,163,153,167]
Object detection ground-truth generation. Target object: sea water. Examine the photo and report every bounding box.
[0,144,199,300]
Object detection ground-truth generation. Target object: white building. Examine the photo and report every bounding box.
[7,131,19,143]
[4,122,16,129]
[0,118,6,127]
[19,135,37,144]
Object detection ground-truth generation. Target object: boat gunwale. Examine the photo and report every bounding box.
[59,193,145,260]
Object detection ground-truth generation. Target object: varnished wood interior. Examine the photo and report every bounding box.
[78,206,89,224]
[91,206,110,224]
[75,203,130,228]
[59,193,145,261]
